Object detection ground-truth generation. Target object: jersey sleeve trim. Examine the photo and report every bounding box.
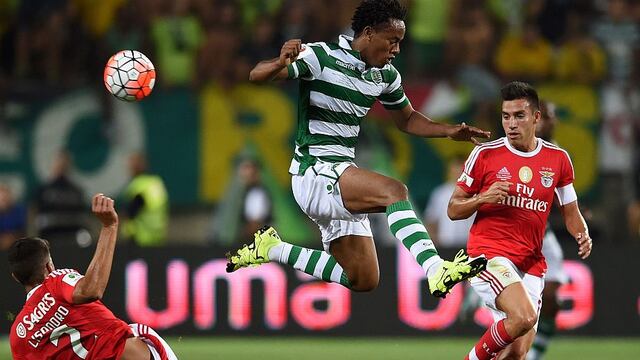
[457,172,475,188]
[378,87,403,101]
[287,63,298,79]
[380,94,409,110]
[379,69,409,110]
[555,183,577,205]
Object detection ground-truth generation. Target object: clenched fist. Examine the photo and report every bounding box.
[92,193,118,228]
[279,39,304,67]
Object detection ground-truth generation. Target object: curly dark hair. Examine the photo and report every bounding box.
[351,0,407,36]
[501,81,540,111]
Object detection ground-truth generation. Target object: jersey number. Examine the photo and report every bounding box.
[50,325,89,359]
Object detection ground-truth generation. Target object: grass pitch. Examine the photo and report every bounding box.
[1,336,638,359]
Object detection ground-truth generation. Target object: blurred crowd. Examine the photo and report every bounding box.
[0,0,639,246]
[0,0,361,91]
[0,0,637,88]
[0,150,168,250]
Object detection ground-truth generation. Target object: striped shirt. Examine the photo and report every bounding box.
[287,35,410,175]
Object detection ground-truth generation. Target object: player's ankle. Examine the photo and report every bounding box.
[267,242,287,262]
[424,256,444,278]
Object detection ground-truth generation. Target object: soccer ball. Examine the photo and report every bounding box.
[103,50,156,101]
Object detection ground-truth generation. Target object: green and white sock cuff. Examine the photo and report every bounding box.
[422,256,443,277]
[268,242,289,263]
[386,199,413,214]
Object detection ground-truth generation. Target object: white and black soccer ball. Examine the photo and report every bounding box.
[103,50,156,101]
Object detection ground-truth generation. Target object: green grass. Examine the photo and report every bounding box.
[1,336,639,359]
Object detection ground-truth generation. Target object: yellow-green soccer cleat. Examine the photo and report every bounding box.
[226,226,282,273]
[428,249,487,298]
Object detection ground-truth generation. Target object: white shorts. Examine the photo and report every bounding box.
[291,161,372,252]
[542,229,568,284]
[469,257,544,330]
[129,323,178,360]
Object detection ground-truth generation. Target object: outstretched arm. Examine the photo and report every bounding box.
[389,104,491,144]
[249,39,303,82]
[559,200,592,259]
[71,193,119,304]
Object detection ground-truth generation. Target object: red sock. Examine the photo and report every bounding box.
[465,319,514,360]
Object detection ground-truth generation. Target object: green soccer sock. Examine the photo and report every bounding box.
[386,200,442,276]
[268,243,351,288]
[527,315,556,360]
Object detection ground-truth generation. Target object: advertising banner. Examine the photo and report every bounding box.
[2,244,638,336]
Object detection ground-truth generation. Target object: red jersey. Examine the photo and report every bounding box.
[10,269,132,360]
[457,138,576,276]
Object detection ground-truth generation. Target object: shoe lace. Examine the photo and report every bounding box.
[452,249,469,264]
[236,243,253,261]
[447,249,472,280]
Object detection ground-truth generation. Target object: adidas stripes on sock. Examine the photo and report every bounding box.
[466,319,514,360]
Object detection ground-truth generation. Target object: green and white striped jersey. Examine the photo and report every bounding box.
[286,35,411,175]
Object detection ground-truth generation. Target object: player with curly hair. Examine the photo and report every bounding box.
[227,0,489,298]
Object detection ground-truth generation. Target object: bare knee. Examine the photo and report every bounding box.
[345,262,380,292]
[329,235,379,292]
[507,312,537,338]
[381,180,408,205]
[349,271,380,292]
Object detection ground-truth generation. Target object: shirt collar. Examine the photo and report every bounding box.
[338,34,354,49]
[503,137,542,157]
[26,284,42,301]
[338,34,363,61]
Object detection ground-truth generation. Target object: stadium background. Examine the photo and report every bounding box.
[0,0,639,358]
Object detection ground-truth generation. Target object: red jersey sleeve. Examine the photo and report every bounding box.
[557,150,575,187]
[47,270,84,304]
[457,146,485,194]
[554,149,577,205]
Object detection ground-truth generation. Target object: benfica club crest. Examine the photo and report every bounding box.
[539,170,555,188]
